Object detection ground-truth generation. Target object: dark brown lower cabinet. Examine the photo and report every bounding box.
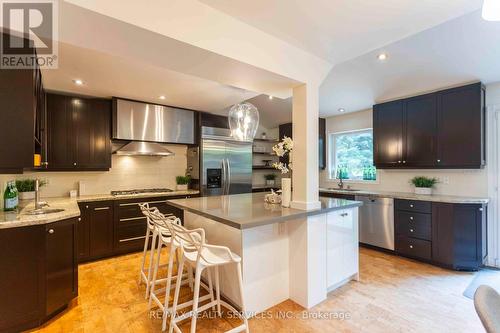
[45,219,78,317]
[0,218,78,333]
[113,196,185,255]
[77,195,194,263]
[395,199,486,271]
[432,202,487,270]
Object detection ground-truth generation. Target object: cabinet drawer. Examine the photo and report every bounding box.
[395,211,431,241]
[395,199,431,213]
[396,235,432,261]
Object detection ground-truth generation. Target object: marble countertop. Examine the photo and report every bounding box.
[0,190,200,229]
[167,192,362,230]
[319,187,489,204]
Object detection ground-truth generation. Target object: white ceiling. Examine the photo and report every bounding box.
[42,43,259,113]
[319,10,500,116]
[200,0,482,64]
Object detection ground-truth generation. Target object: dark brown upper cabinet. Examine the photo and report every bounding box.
[437,84,485,168]
[0,32,45,173]
[373,100,404,167]
[404,93,437,167]
[47,93,111,171]
[373,82,485,169]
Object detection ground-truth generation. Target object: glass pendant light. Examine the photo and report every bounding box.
[482,0,500,21]
[228,102,260,141]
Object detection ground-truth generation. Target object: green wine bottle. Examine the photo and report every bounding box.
[4,181,19,211]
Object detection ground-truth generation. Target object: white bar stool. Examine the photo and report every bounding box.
[138,203,164,298]
[167,222,249,333]
[148,211,213,331]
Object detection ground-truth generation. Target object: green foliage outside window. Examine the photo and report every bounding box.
[330,130,376,181]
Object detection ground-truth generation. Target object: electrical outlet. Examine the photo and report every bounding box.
[442,176,450,185]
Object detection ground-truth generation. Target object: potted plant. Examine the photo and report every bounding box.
[410,176,438,195]
[15,179,47,200]
[175,175,191,191]
[264,174,276,186]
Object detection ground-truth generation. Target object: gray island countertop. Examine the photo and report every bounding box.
[167,192,362,230]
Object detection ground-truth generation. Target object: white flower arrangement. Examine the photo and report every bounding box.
[272,136,293,174]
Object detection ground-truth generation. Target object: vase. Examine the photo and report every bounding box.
[281,178,291,208]
[414,187,432,195]
[19,191,35,200]
[266,179,275,186]
[176,184,188,191]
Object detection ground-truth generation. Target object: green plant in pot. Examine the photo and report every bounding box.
[15,179,47,200]
[410,176,438,195]
[175,175,191,191]
[264,174,276,186]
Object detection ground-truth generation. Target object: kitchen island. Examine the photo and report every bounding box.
[167,192,363,314]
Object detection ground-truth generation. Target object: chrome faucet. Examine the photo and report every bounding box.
[337,178,344,189]
[34,179,48,210]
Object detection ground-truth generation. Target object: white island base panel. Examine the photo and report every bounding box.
[184,207,359,314]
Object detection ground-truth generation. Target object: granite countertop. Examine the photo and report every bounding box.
[319,187,489,204]
[76,189,199,202]
[0,190,200,229]
[167,192,362,230]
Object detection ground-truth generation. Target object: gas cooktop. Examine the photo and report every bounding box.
[110,188,174,196]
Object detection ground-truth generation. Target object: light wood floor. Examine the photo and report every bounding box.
[28,247,484,333]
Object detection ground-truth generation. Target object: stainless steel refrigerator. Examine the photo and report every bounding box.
[188,127,252,196]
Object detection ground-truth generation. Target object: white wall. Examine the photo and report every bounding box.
[0,145,187,206]
[319,83,500,198]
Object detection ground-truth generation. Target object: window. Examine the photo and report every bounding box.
[329,129,376,181]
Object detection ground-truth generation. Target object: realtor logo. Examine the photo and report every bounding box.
[0,0,58,68]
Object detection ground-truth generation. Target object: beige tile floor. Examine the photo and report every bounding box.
[28,247,484,333]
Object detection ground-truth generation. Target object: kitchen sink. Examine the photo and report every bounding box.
[328,188,360,192]
[25,208,65,215]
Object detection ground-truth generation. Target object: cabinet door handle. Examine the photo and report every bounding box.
[94,207,110,211]
[402,160,406,164]
[479,208,484,212]
[410,216,414,220]
[410,229,414,233]
[85,205,89,209]
[48,229,54,234]
[437,159,441,163]
[410,204,414,208]
[398,161,401,163]
[340,213,348,217]
[73,162,77,166]
[409,245,413,249]
[78,217,81,222]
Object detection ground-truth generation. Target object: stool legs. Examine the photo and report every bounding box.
[169,255,185,333]
[145,229,158,299]
[138,227,151,285]
[190,265,203,333]
[214,266,221,316]
[148,237,163,310]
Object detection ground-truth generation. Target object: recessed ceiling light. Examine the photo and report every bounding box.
[377,53,388,61]
[268,95,273,100]
[73,79,84,85]
[482,0,500,21]
[338,108,346,113]
[159,95,166,100]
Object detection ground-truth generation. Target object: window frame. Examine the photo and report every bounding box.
[328,128,378,183]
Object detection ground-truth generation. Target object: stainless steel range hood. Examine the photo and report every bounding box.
[114,141,175,156]
[112,98,195,156]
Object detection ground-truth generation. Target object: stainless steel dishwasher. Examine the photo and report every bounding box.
[355,195,394,250]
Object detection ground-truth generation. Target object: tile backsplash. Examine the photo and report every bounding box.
[0,145,187,205]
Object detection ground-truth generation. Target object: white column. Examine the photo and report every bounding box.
[291,83,321,210]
